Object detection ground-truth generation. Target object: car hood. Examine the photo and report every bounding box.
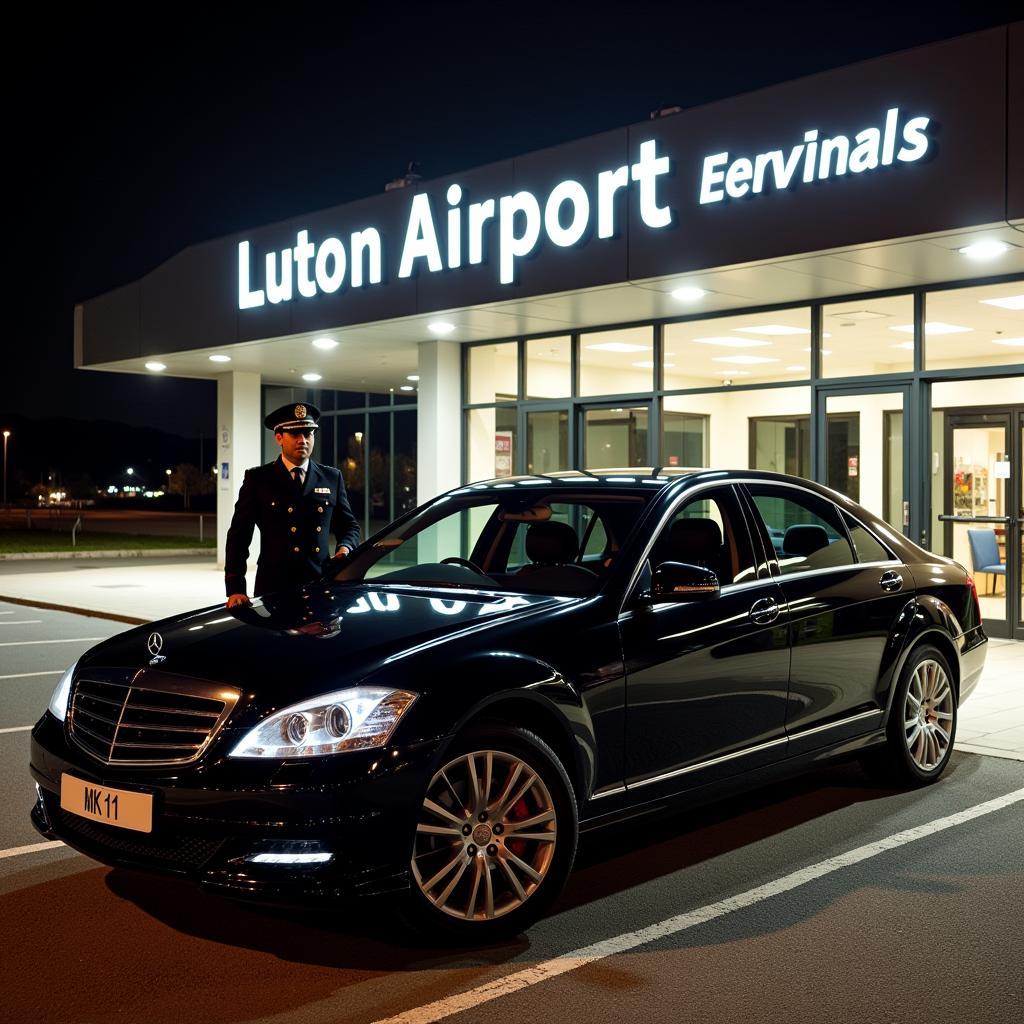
[78,582,571,695]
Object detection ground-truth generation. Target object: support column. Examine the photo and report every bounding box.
[216,371,262,571]
[416,339,462,505]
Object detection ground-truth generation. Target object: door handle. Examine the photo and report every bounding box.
[879,570,903,593]
[749,597,780,625]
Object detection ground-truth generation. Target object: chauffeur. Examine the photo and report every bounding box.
[224,402,360,607]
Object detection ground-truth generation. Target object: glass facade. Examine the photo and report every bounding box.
[461,275,1024,637]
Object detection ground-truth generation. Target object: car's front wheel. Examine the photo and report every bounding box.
[401,726,578,941]
[862,643,958,786]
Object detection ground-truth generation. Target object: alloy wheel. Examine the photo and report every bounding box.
[411,749,558,921]
[903,658,955,771]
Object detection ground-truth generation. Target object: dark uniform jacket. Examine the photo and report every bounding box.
[225,458,360,597]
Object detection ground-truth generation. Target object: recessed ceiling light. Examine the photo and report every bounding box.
[313,337,338,350]
[585,342,651,353]
[992,337,1024,347]
[406,374,420,381]
[208,354,231,363]
[734,325,810,336]
[980,294,1024,310]
[302,372,322,382]
[802,348,832,355]
[692,336,771,348]
[890,322,973,335]
[631,361,674,368]
[958,240,1011,260]
[717,369,751,377]
[711,355,780,365]
[670,286,707,301]
[428,321,455,335]
[400,385,415,391]
[785,365,806,372]
[891,341,915,350]
[144,361,166,372]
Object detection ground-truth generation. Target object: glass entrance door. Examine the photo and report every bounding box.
[939,412,1014,638]
[580,404,651,470]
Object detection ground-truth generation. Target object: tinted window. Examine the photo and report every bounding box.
[653,488,757,586]
[748,487,855,575]
[841,511,892,563]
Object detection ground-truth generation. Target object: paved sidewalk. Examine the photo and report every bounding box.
[0,555,1021,759]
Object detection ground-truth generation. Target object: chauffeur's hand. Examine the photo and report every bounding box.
[332,546,350,560]
[226,593,251,608]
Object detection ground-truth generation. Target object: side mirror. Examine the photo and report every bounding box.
[643,561,720,603]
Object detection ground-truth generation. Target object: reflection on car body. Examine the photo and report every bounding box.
[30,469,987,940]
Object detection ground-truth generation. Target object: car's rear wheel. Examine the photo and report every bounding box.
[401,726,577,941]
[861,643,957,786]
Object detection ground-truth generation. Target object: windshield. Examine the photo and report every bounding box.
[331,490,655,595]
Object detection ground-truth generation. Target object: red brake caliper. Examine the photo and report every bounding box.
[506,797,530,857]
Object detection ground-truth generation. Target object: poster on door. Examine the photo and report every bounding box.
[494,432,513,478]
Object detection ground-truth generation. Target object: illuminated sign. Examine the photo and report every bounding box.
[238,108,932,310]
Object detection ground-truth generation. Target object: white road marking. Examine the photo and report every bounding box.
[0,671,62,680]
[372,786,1024,1024]
[0,638,105,647]
[0,620,43,626]
[0,726,32,734]
[0,840,66,860]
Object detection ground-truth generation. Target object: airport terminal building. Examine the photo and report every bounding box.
[75,25,1024,637]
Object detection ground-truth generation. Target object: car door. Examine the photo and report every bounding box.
[741,483,911,754]
[619,484,791,797]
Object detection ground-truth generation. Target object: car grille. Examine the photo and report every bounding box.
[55,807,225,870]
[68,669,240,767]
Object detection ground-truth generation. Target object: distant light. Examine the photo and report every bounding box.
[734,325,810,336]
[144,361,166,372]
[400,385,415,391]
[670,286,707,302]
[712,355,779,365]
[891,341,915,350]
[302,373,322,382]
[585,342,650,353]
[428,321,455,336]
[785,365,806,372]
[958,240,1011,260]
[890,322,973,335]
[992,337,1024,348]
[208,354,231,363]
[693,337,771,349]
[406,374,420,381]
[165,468,172,476]
[980,294,1024,310]
[312,337,338,350]
[126,468,134,475]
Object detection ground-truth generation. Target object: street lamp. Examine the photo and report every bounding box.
[2,430,9,507]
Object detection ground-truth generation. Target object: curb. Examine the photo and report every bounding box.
[0,594,148,626]
[0,548,214,561]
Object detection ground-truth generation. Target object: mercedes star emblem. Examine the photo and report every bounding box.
[147,632,166,664]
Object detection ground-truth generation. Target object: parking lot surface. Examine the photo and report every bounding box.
[1,600,1022,1024]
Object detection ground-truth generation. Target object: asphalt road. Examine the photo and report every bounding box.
[1,508,214,538]
[1,600,1022,1024]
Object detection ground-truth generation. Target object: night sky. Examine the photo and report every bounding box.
[5,3,1020,442]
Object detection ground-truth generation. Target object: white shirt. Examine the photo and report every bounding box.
[280,455,310,478]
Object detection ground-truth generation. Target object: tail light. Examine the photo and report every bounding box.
[966,573,982,623]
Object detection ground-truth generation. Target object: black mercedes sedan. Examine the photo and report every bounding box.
[30,469,987,940]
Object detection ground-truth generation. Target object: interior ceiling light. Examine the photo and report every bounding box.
[717,369,751,376]
[400,385,415,391]
[957,240,1011,260]
[208,354,231,363]
[313,337,338,350]
[585,342,651,353]
[992,337,1024,347]
[785,365,806,372]
[302,372,322,382]
[428,321,455,335]
[692,336,771,348]
[826,309,892,321]
[711,354,779,365]
[980,294,1024,311]
[144,361,166,372]
[890,322,973,335]
[406,374,420,381]
[891,341,915,350]
[802,348,832,355]
[734,325,810,336]
[670,286,707,301]
[631,361,674,368]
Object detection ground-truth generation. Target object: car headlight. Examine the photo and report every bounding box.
[228,687,417,758]
[47,661,78,722]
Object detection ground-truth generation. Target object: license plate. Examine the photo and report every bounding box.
[60,774,153,833]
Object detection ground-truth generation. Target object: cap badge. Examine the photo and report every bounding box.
[294,404,307,419]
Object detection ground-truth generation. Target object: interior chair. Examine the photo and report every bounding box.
[967,528,1006,595]
[655,517,728,583]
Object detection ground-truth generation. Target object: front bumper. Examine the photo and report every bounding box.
[30,712,446,904]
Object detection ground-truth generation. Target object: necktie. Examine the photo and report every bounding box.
[292,467,303,490]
